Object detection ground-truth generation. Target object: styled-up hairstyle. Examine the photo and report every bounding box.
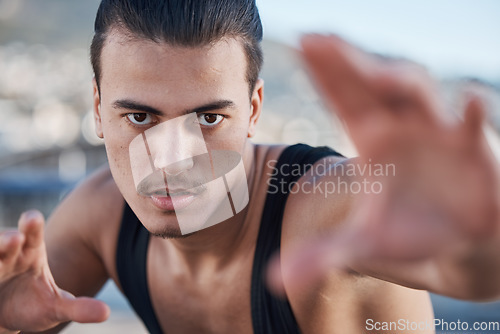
[90,0,264,97]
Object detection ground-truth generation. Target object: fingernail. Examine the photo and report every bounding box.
[0,231,15,247]
[0,234,7,247]
[23,210,42,221]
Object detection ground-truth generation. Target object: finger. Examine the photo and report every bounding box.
[301,34,401,157]
[301,34,446,128]
[301,34,381,123]
[372,64,447,125]
[463,95,485,139]
[18,210,45,250]
[57,292,110,324]
[0,231,25,266]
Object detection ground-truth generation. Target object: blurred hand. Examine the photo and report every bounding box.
[0,211,109,332]
[268,35,500,297]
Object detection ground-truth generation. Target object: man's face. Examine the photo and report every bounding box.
[93,30,262,238]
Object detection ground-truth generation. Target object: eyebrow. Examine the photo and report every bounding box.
[112,99,236,116]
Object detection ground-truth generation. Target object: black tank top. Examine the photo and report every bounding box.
[116,144,343,333]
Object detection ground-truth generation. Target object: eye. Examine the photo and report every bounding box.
[198,114,224,127]
[126,113,154,126]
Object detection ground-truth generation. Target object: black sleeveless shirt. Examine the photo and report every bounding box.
[116,144,343,333]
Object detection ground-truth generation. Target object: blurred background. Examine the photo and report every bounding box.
[0,0,499,333]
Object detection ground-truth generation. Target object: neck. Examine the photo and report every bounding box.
[158,141,259,271]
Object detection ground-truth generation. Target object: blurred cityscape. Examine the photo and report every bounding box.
[1,0,500,333]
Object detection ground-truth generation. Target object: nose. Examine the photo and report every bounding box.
[151,132,195,175]
[162,157,194,176]
[144,114,207,175]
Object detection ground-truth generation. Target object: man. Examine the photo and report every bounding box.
[1,1,500,333]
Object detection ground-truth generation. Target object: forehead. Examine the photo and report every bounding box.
[99,30,249,106]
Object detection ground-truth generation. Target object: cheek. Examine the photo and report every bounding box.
[205,118,249,153]
[101,119,136,188]
[105,140,129,172]
[231,110,253,136]
[105,142,132,193]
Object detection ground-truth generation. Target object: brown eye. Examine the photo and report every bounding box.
[126,113,153,125]
[198,113,224,126]
[133,113,147,123]
[204,114,217,124]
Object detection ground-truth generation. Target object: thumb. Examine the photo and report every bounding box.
[56,292,110,324]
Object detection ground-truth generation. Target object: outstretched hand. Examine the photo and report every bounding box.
[0,211,110,332]
[268,35,500,299]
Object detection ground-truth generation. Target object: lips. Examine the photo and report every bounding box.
[147,187,194,197]
[150,193,196,211]
[145,184,206,212]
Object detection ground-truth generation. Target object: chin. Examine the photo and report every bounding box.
[151,228,196,239]
[128,193,215,238]
[140,211,187,239]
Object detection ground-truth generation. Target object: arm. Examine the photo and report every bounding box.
[270,34,500,301]
[45,166,118,308]
[280,168,434,334]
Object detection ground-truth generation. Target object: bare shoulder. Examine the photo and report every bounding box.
[281,155,354,245]
[255,143,287,168]
[47,164,123,246]
[45,165,124,295]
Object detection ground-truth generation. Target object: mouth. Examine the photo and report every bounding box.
[148,188,196,197]
[150,193,196,212]
[145,185,205,212]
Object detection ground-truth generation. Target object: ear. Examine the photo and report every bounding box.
[93,77,104,139]
[248,78,264,138]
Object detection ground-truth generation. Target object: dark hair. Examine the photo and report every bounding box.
[90,0,263,96]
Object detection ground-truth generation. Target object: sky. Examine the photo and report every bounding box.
[256,0,500,82]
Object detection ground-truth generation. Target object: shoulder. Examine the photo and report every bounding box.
[279,154,357,282]
[45,165,125,288]
[255,143,354,241]
[281,149,353,245]
[47,165,123,241]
